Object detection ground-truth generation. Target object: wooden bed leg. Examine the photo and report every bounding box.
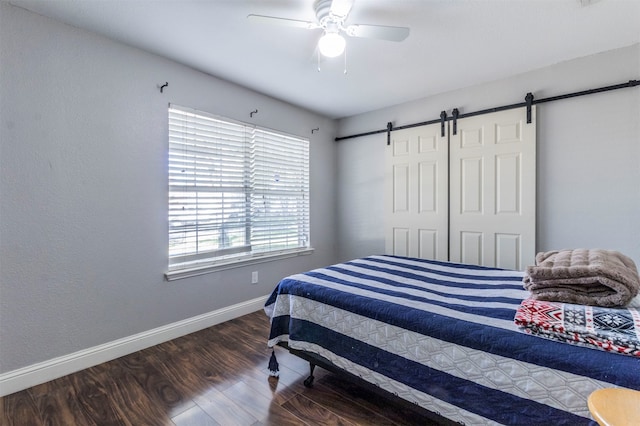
[303,363,316,387]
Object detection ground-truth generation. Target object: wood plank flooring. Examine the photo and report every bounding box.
[1,310,440,425]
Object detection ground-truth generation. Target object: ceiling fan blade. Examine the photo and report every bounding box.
[330,0,354,18]
[346,24,410,42]
[247,14,319,30]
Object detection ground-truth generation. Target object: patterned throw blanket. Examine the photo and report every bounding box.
[515,297,640,357]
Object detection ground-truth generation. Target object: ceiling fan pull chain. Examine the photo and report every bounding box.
[343,45,348,74]
[317,48,321,72]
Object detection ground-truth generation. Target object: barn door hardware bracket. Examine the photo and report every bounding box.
[452,108,459,135]
[335,78,639,142]
[386,122,393,145]
[440,111,447,137]
[525,92,534,123]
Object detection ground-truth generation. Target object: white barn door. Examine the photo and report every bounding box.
[385,123,449,260]
[449,107,536,269]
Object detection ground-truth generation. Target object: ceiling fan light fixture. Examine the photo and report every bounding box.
[318,32,346,57]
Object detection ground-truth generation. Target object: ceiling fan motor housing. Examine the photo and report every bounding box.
[315,0,346,30]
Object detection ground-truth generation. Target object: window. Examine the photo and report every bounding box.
[167,105,310,279]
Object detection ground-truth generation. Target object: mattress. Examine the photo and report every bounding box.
[265,255,640,425]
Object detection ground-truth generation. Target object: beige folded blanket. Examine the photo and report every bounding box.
[523,249,640,307]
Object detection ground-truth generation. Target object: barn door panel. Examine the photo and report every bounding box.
[449,107,536,269]
[385,123,449,260]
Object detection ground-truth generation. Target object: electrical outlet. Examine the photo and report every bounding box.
[251,271,259,284]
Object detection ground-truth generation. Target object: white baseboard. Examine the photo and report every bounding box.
[0,295,269,397]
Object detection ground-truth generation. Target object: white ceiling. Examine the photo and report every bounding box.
[9,0,640,119]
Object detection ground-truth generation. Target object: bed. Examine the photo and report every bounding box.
[264,255,640,425]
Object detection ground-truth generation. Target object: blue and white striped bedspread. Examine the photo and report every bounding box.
[265,255,640,425]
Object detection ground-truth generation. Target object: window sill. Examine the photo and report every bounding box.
[164,247,315,282]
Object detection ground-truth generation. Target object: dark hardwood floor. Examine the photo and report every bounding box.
[0,310,440,425]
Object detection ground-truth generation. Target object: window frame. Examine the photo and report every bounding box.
[165,105,313,281]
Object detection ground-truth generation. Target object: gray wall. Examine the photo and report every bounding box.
[0,3,338,374]
[337,44,640,265]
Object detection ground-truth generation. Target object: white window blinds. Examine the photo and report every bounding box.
[168,105,310,272]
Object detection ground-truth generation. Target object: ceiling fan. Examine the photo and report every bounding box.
[247,0,410,58]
